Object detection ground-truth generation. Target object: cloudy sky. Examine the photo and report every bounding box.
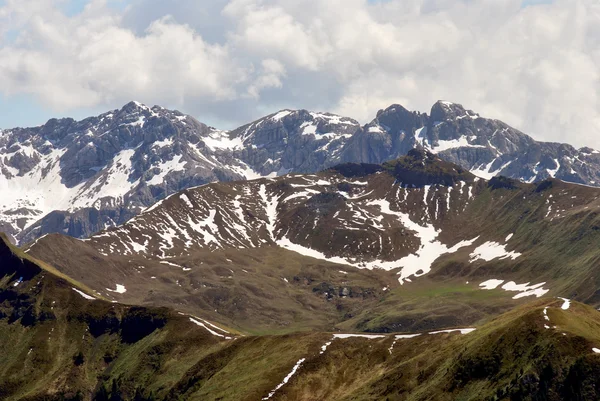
[0,0,598,148]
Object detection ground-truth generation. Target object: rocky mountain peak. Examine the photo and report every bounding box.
[385,148,475,186]
[373,104,427,137]
[376,104,411,118]
[121,100,147,112]
[118,100,167,118]
[430,100,478,122]
[4,99,600,246]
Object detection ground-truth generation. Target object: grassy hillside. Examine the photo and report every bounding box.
[3,234,600,400]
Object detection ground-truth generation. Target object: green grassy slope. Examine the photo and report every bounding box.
[3,232,600,400]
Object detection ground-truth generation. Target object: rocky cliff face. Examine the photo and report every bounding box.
[230,109,361,175]
[2,100,600,244]
[353,101,600,186]
[0,102,239,244]
[426,102,584,183]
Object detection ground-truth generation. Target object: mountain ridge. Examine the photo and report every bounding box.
[6,151,600,399]
[22,150,600,336]
[5,227,600,400]
[3,99,600,245]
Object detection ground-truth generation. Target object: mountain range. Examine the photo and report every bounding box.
[2,100,600,245]
[4,150,600,399]
[21,149,600,334]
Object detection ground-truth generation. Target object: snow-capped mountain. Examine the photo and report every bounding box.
[0,102,367,244]
[351,101,600,184]
[62,150,490,287]
[3,100,600,244]
[24,150,600,335]
[0,101,239,244]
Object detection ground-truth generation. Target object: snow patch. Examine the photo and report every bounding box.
[160,260,184,268]
[258,184,280,240]
[388,334,421,354]
[503,281,547,298]
[471,159,513,180]
[180,194,194,208]
[106,284,126,294]
[275,197,477,283]
[479,279,504,290]
[559,297,571,310]
[470,241,521,262]
[366,198,478,283]
[547,159,560,178]
[202,130,243,151]
[271,110,292,121]
[320,340,333,355]
[480,279,548,299]
[333,334,386,339]
[429,136,485,153]
[72,288,96,300]
[429,328,476,335]
[147,154,187,186]
[262,358,306,400]
[189,317,232,339]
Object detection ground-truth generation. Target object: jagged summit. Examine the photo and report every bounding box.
[385,148,476,187]
[3,99,600,244]
[229,108,360,143]
[430,100,480,122]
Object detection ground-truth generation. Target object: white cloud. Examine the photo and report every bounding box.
[0,0,599,148]
[246,59,286,99]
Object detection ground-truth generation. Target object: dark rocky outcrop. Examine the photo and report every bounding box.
[385,149,474,187]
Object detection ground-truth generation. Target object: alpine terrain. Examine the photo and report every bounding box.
[2,0,599,398]
[2,100,600,246]
[3,150,600,400]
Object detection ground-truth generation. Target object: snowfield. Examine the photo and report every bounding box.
[479,279,549,299]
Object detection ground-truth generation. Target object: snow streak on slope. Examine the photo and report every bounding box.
[72,288,96,300]
[189,318,232,339]
[269,180,479,283]
[262,358,306,400]
[259,184,279,240]
[83,173,502,286]
[470,242,522,262]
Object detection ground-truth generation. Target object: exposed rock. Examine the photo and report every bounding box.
[3,99,600,244]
